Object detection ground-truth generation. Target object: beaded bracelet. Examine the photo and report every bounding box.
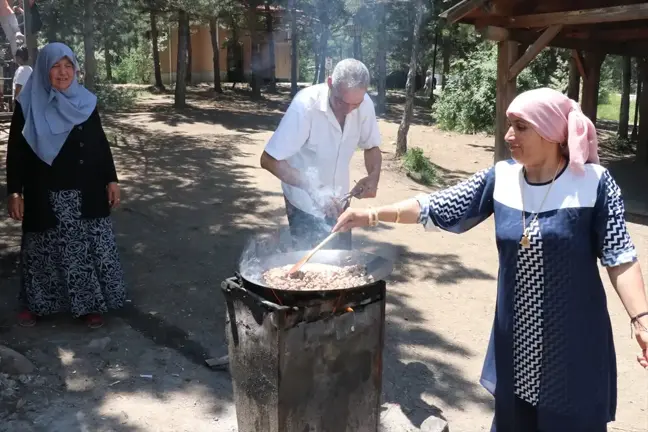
[630,311,648,338]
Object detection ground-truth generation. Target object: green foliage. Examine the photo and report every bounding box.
[95,85,139,112]
[598,56,623,105]
[598,92,638,122]
[402,147,437,186]
[528,48,569,89]
[113,43,154,84]
[434,44,540,134]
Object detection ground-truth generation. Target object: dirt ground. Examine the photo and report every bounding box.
[0,85,647,432]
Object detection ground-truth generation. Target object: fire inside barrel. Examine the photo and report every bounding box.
[222,248,392,432]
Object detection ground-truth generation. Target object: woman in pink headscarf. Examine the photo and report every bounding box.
[333,88,648,431]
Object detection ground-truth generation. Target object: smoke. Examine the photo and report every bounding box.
[238,228,291,281]
[238,167,348,279]
[301,166,344,219]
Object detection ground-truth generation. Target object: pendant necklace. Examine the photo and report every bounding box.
[519,159,564,248]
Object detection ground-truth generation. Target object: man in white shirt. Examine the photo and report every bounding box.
[13,47,32,101]
[260,59,382,249]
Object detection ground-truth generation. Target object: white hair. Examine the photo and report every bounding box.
[331,59,370,91]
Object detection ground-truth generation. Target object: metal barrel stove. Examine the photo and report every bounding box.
[221,249,393,432]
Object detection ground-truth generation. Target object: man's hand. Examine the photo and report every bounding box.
[308,185,343,219]
[322,197,344,219]
[8,193,23,221]
[350,174,379,199]
[108,182,121,209]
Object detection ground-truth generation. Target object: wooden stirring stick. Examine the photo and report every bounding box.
[287,231,338,276]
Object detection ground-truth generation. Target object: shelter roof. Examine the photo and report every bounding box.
[441,0,648,56]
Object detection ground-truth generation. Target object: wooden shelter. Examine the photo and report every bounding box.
[441,0,648,166]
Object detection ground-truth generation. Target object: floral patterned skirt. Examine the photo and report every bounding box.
[20,190,126,317]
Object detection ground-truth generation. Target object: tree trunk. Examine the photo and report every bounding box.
[375,1,387,115]
[441,32,451,90]
[581,52,605,127]
[209,17,223,93]
[618,56,632,139]
[151,10,165,90]
[429,28,439,104]
[24,0,38,64]
[248,1,261,99]
[265,3,277,93]
[82,0,96,91]
[313,49,319,85]
[352,15,362,61]
[289,0,298,96]
[632,67,641,140]
[104,41,113,83]
[567,55,580,101]
[248,4,262,99]
[396,0,424,157]
[317,25,329,84]
[353,33,362,61]
[637,57,648,165]
[174,9,189,108]
[185,19,192,85]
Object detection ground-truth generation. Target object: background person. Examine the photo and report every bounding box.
[6,42,126,329]
[13,46,32,101]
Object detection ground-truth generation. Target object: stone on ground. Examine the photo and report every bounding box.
[379,403,419,432]
[421,415,450,432]
[87,337,112,352]
[0,345,35,375]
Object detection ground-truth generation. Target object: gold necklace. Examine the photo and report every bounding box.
[519,160,564,248]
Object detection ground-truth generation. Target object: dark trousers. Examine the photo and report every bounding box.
[494,397,607,432]
[285,198,352,251]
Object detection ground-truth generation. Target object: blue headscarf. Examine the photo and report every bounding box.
[17,42,97,165]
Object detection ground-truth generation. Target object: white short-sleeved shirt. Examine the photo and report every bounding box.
[13,65,32,97]
[264,83,381,216]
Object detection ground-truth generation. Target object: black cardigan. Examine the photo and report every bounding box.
[6,102,119,233]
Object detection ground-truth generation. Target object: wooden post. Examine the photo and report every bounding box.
[494,41,519,163]
[507,25,562,81]
[638,58,648,165]
[567,53,581,101]
[580,51,605,126]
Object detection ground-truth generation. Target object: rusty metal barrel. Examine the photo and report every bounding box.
[222,249,392,432]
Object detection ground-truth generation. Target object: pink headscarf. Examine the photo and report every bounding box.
[506,87,599,174]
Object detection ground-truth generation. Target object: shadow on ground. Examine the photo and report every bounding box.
[380,91,435,127]
[353,232,496,427]
[0,108,279,430]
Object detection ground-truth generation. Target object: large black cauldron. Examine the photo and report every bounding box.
[237,249,393,306]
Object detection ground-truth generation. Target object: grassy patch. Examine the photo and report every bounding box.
[95,85,139,112]
[402,147,437,186]
[597,93,637,122]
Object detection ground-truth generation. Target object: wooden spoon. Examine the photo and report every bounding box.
[287,231,338,276]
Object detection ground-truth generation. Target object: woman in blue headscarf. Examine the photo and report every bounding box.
[6,42,126,329]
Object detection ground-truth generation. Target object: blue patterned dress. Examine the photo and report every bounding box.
[416,160,637,431]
